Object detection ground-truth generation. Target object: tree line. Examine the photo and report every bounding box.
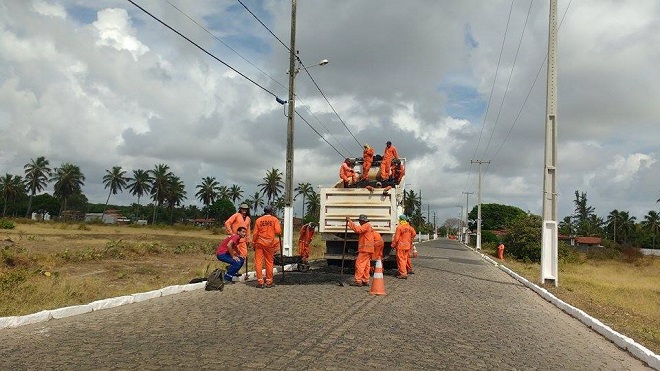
[0,156,322,225]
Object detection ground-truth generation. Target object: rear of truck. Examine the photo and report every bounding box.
[319,159,405,265]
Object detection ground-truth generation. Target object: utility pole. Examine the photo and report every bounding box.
[432,211,436,239]
[282,0,297,257]
[541,0,559,286]
[462,191,474,244]
[471,160,489,251]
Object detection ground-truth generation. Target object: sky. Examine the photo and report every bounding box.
[1,0,659,225]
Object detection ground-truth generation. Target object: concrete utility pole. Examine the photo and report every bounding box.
[541,0,559,286]
[283,0,297,256]
[471,160,489,250]
[462,191,474,244]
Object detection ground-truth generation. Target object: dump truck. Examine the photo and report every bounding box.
[319,158,406,266]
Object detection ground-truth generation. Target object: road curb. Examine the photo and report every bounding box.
[464,244,659,370]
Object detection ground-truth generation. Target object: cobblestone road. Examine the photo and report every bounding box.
[0,239,650,370]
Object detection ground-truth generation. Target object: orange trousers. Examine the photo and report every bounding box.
[379,156,393,179]
[396,248,410,277]
[254,245,275,284]
[354,251,372,284]
[497,246,504,260]
[298,241,310,261]
[361,160,372,180]
[406,250,413,273]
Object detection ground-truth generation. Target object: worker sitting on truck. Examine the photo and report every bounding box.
[361,143,374,181]
[346,214,375,287]
[392,214,416,279]
[389,158,405,185]
[379,141,398,180]
[339,158,358,187]
[298,222,316,264]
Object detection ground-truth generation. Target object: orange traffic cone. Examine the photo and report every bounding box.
[370,259,387,296]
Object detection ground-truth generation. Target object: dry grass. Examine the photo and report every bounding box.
[496,254,660,354]
[0,221,326,317]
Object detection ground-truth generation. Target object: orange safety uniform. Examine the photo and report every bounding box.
[297,223,315,262]
[379,144,399,180]
[361,146,374,181]
[224,212,251,258]
[339,161,357,187]
[373,230,384,260]
[392,220,416,278]
[497,243,505,260]
[252,214,282,285]
[348,220,375,285]
[390,162,405,184]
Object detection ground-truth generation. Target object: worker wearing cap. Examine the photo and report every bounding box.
[224,203,252,260]
[361,144,375,181]
[392,214,416,279]
[379,141,399,180]
[339,158,357,187]
[389,158,405,185]
[252,205,282,288]
[298,222,316,264]
[346,214,375,286]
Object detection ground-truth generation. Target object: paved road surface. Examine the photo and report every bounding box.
[0,238,650,370]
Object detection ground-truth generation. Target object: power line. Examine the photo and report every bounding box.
[237,0,362,153]
[295,110,345,158]
[126,0,281,100]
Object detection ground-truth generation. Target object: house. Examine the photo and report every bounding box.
[558,235,602,248]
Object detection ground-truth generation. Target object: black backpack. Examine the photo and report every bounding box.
[205,268,225,291]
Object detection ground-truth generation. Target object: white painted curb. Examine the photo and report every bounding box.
[466,243,660,370]
[0,263,299,330]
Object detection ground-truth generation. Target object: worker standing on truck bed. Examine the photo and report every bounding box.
[392,214,416,279]
[224,203,252,271]
[346,215,375,287]
[252,205,282,288]
[379,141,399,180]
[340,158,358,187]
[298,222,316,264]
[361,143,374,181]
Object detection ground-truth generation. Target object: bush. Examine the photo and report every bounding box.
[481,230,499,244]
[0,219,15,229]
[586,246,621,260]
[558,242,582,264]
[621,246,644,263]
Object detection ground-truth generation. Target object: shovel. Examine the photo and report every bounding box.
[338,220,349,287]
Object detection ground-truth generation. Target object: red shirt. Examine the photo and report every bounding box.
[216,234,240,256]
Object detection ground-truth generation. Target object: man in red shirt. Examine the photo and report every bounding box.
[216,227,248,283]
[252,205,282,288]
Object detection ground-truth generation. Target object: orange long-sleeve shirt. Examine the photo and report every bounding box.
[224,212,251,240]
[363,147,374,165]
[348,221,375,253]
[390,163,405,183]
[252,214,282,248]
[339,162,356,182]
[392,221,416,251]
[382,145,398,162]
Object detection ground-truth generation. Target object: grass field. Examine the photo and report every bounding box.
[1,220,658,354]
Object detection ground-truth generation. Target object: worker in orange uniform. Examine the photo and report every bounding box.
[224,203,251,274]
[252,205,282,288]
[392,214,416,279]
[379,141,399,180]
[339,158,357,187]
[361,144,375,181]
[298,222,316,264]
[389,158,405,185]
[497,242,505,260]
[346,214,375,287]
[373,230,384,260]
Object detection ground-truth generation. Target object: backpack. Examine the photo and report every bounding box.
[205,268,225,291]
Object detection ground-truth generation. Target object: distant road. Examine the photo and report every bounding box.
[0,238,650,369]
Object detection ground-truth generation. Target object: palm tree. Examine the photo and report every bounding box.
[51,163,85,213]
[273,195,285,217]
[127,169,152,219]
[641,210,660,248]
[149,164,173,224]
[102,166,129,215]
[163,175,186,224]
[306,190,321,221]
[295,182,313,219]
[558,216,575,236]
[618,211,637,244]
[258,168,283,204]
[23,156,52,217]
[196,177,221,218]
[228,184,243,207]
[404,189,421,217]
[0,174,25,216]
[606,210,622,242]
[248,191,264,214]
[217,185,229,200]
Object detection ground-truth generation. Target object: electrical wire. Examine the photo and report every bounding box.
[126,0,280,99]
[295,110,345,158]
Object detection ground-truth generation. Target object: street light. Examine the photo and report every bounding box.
[282,0,329,257]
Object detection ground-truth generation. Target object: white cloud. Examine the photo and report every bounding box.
[32,0,66,19]
[93,8,149,61]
